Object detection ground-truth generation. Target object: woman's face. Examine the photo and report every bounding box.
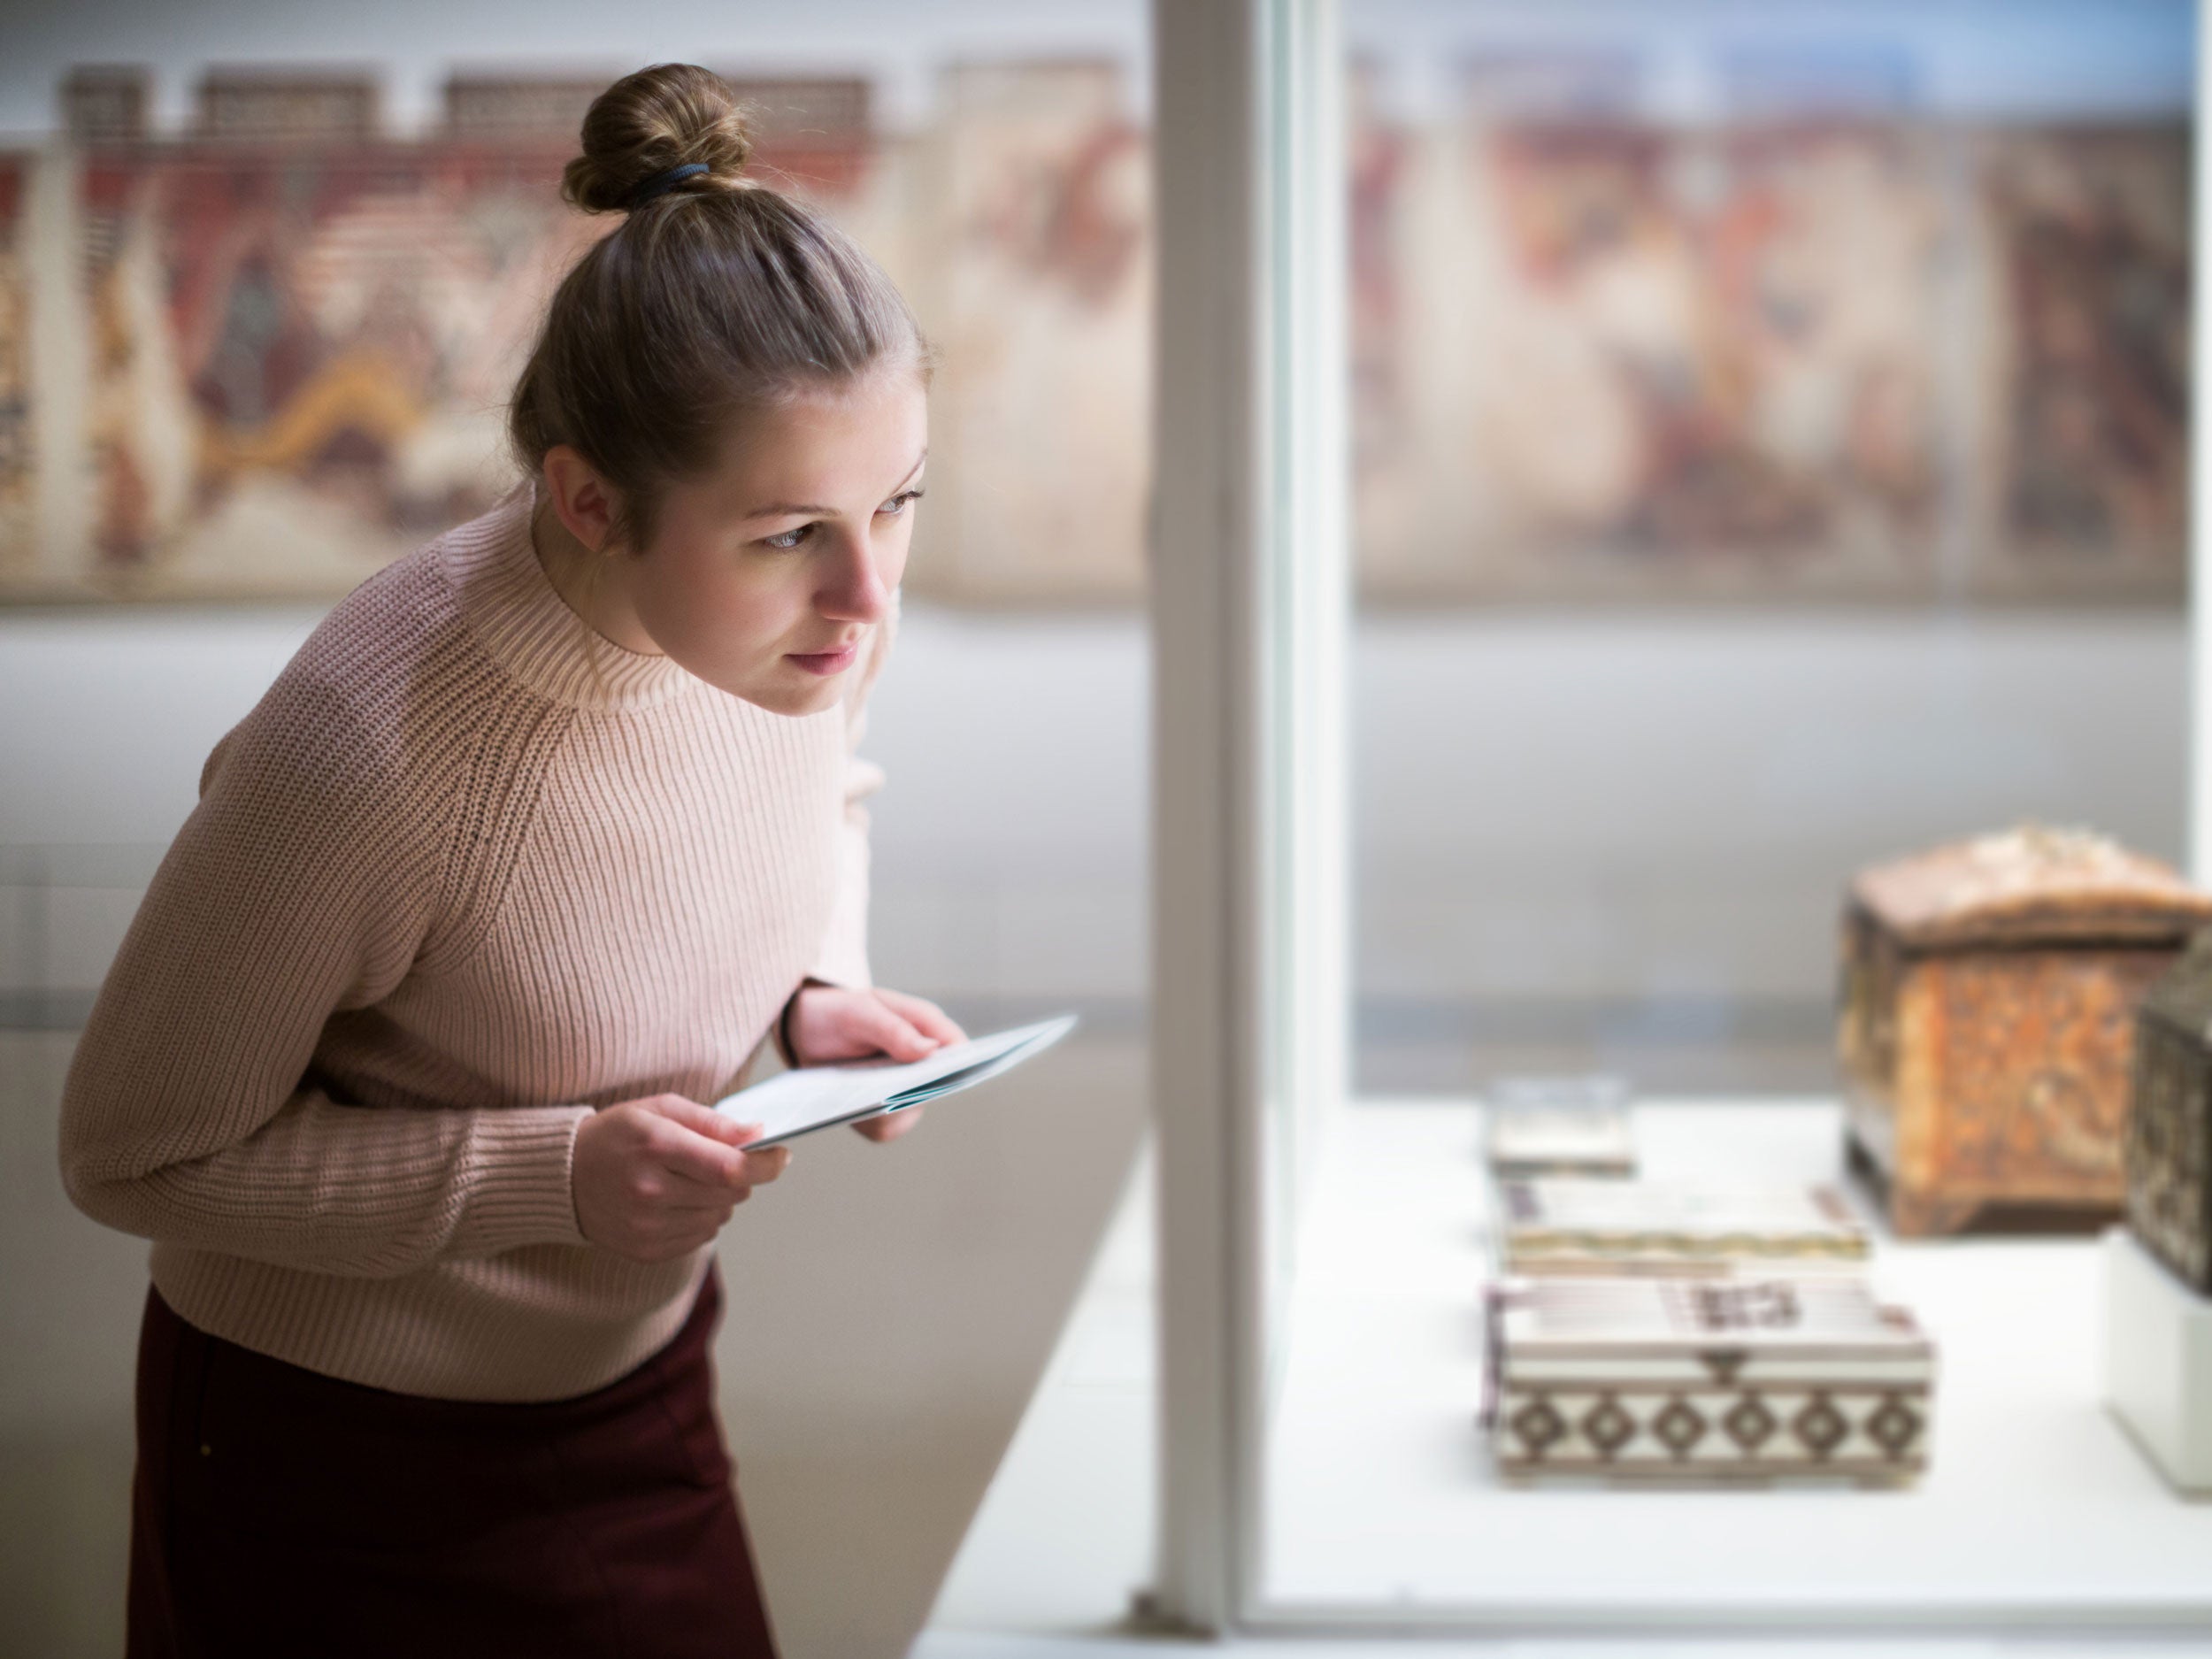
[538,366,927,717]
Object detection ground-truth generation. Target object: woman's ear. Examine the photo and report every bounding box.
[541,444,620,554]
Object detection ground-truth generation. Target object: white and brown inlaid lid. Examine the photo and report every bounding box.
[1494,1276,1932,1377]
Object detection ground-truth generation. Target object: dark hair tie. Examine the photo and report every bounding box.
[626,162,710,211]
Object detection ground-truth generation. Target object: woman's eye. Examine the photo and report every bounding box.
[761,523,813,550]
[878,488,926,517]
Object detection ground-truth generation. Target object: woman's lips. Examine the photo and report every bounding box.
[787,642,858,676]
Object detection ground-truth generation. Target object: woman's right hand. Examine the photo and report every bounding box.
[572,1095,791,1263]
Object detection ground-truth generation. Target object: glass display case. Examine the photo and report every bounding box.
[1149,0,2212,1636]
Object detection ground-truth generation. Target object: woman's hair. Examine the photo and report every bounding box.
[508,63,928,554]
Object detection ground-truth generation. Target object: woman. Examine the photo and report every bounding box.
[58,62,963,1658]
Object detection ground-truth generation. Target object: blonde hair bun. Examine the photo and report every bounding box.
[561,63,754,215]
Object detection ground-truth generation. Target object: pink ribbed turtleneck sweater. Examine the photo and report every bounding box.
[58,479,890,1402]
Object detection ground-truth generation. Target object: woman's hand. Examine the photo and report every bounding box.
[785,984,967,1143]
[572,1094,791,1262]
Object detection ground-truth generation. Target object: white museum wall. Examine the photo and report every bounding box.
[1,604,2187,1061]
[1353,611,2190,1090]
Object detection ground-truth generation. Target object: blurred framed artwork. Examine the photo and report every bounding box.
[0,59,2185,611]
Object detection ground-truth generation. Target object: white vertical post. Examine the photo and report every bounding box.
[1270,0,1351,1310]
[1150,0,1347,1632]
[1150,0,1264,1627]
[2192,0,2212,883]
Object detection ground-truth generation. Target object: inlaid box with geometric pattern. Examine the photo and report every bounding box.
[1486,1278,1935,1485]
[2126,929,2212,1295]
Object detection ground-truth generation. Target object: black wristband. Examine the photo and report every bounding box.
[777,979,823,1068]
[776,994,803,1068]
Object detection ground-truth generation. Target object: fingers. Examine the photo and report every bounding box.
[736,1142,790,1185]
[650,1172,758,1211]
[657,1133,790,1191]
[877,989,967,1048]
[853,1102,926,1143]
[852,994,944,1062]
[645,1122,744,1187]
[653,1096,754,1147]
[577,1095,797,1264]
[611,1148,757,1260]
[639,1207,736,1261]
[637,1101,792,1190]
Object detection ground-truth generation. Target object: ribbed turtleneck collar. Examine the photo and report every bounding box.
[440,478,700,711]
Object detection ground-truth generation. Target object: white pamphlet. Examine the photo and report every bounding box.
[713,1013,1079,1149]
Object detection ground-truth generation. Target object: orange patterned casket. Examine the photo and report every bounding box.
[1839,826,2212,1236]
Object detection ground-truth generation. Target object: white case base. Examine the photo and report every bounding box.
[2101,1225,2212,1494]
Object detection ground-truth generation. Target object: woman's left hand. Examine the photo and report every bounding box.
[786,984,966,1142]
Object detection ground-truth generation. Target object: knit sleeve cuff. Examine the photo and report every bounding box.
[455,1105,595,1256]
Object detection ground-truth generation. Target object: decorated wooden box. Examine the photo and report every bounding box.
[1839,825,2212,1236]
[1486,1277,1935,1484]
[2126,928,2212,1294]
[1496,1179,1870,1278]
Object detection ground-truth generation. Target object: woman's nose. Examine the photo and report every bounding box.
[818,537,890,622]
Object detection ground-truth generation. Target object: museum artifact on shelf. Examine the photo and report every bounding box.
[2102,939,2212,1494]
[1839,824,2212,1236]
[2125,929,2212,1294]
[1496,1179,1870,1278]
[1484,1074,1636,1179]
[2101,1226,2212,1495]
[1485,1276,1935,1484]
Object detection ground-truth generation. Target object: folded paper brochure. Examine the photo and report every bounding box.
[714,1013,1079,1148]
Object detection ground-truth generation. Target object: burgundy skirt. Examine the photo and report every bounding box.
[127,1265,778,1659]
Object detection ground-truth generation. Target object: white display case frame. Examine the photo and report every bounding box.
[1148,0,2212,1638]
